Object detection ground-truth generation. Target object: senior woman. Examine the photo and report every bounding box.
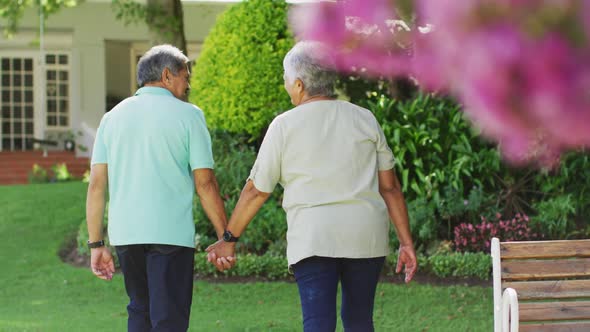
[207,41,417,332]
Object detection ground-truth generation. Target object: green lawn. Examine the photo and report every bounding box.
[0,182,493,331]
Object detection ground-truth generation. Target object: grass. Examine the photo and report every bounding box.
[0,182,493,331]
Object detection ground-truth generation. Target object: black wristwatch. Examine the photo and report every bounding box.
[87,240,105,249]
[222,230,239,242]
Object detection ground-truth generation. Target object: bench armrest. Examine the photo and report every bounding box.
[502,288,519,332]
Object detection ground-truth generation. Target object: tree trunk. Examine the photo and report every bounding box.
[146,0,187,56]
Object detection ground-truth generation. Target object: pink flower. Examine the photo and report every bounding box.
[289,0,590,166]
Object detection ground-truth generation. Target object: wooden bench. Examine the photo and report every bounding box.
[491,237,590,332]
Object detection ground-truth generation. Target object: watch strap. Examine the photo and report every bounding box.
[87,240,105,249]
[223,230,239,242]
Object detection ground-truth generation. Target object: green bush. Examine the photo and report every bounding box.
[76,204,118,265]
[532,194,576,239]
[190,0,294,139]
[388,196,437,252]
[194,252,289,280]
[422,252,491,280]
[383,251,490,280]
[193,130,286,253]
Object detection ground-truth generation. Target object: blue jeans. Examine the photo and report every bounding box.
[292,256,385,332]
[115,244,195,332]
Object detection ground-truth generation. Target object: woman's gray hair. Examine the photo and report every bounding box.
[283,41,337,97]
[136,44,189,87]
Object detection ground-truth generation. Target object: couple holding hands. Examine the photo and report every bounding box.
[86,41,416,332]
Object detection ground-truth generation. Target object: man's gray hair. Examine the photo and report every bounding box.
[136,44,189,87]
[283,41,337,97]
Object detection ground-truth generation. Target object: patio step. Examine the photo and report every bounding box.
[0,151,89,185]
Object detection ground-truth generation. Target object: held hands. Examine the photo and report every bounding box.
[90,247,115,281]
[396,244,417,283]
[206,240,237,272]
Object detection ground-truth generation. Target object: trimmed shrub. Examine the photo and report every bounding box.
[425,252,491,280]
[190,0,294,139]
[383,252,491,280]
[194,252,290,280]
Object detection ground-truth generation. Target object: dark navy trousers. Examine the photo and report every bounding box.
[292,256,385,332]
[115,244,195,332]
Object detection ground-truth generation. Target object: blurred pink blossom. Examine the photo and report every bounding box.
[290,0,590,166]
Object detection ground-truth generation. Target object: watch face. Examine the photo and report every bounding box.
[223,231,231,241]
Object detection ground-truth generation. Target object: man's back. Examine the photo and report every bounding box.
[92,86,213,247]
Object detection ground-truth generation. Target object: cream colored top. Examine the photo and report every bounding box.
[248,100,396,265]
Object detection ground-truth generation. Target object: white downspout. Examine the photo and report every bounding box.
[39,2,46,156]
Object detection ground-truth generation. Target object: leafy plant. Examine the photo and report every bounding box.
[363,93,501,203]
[534,151,590,222]
[28,164,49,184]
[190,0,294,139]
[532,194,576,240]
[396,197,437,252]
[82,170,90,183]
[52,163,72,181]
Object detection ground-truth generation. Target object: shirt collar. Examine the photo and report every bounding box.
[135,86,174,97]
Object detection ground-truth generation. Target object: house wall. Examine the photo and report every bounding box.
[2,1,227,133]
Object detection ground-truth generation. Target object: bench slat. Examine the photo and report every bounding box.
[502,258,590,281]
[500,240,590,259]
[504,280,590,300]
[519,301,590,321]
[520,321,590,332]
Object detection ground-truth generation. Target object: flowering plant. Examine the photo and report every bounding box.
[291,0,590,166]
[453,213,539,252]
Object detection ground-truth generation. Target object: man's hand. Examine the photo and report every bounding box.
[90,247,115,281]
[396,244,417,283]
[205,240,236,272]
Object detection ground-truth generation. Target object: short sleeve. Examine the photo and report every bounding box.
[188,109,214,170]
[91,115,108,165]
[248,118,282,193]
[374,118,396,170]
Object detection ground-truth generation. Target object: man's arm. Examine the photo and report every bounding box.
[205,180,271,271]
[86,163,114,281]
[193,168,228,240]
[378,168,417,283]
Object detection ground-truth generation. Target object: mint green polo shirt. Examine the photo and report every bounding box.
[91,87,214,248]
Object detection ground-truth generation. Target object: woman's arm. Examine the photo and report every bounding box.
[205,180,271,271]
[378,168,417,282]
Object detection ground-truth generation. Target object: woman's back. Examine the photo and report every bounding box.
[251,99,396,264]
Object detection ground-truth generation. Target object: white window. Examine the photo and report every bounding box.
[0,57,35,151]
[45,53,70,128]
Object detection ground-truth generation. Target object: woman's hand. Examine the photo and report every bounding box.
[396,244,417,283]
[206,240,237,272]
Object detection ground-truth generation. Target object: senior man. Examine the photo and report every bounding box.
[86,44,228,331]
